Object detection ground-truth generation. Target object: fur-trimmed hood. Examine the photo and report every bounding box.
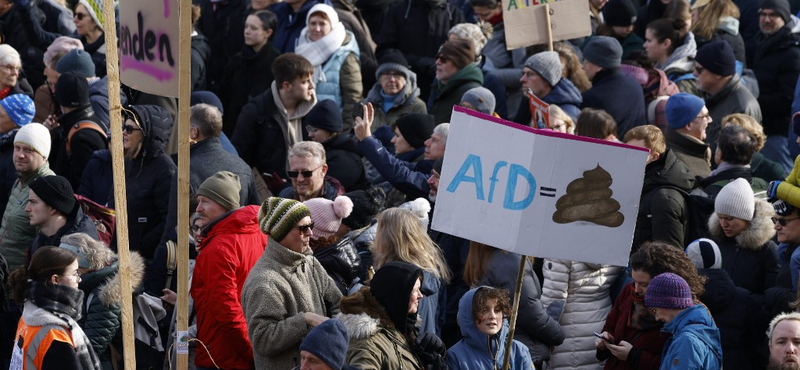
[336,287,420,341]
[96,252,145,306]
[708,198,776,250]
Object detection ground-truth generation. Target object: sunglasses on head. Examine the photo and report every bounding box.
[296,222,315,233]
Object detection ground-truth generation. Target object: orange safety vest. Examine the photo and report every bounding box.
[9,316,74,370]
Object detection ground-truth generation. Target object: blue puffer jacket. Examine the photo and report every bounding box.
[315,32,360,111]
[418,270,442,336]
[514,78,583,126]
[446,287,533,370]
[660,304,723,370]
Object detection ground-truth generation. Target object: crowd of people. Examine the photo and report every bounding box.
[0,0,799,369]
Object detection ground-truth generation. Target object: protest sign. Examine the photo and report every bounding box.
[528,92,550,129]
[119,0,180,97]
[504,0,592,49]
[431,106,648,266]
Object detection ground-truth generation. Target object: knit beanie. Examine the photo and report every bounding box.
[304,196,353,238]
[190,91,224,114]
[461,87,496,115]
[78,0,104,27]
[685,238,722,270]
[370,261,423,333]
[760,0,791,22]
[307,3,340,27]
[299,319,350,370]
[524,51,562,87]
[448,23,489,55]
[694,41,735,76]
[54,72,90,108]
[602,0,637,26]
[29,175,76,216]
[583,36,623,69]
[0,94,34,127]
[714,178,755,221]
[665,93,705,130]
[438,39,475,70]
[259,197,312,242]
[375,49,413,81]
[342,187,386,230]
[196,171,241,212]
[58,242,92,269]
[43,36,83,68]
[398,198,431,230]
[14,123,51,159]
[305,100,343,133]
[644,272,694,309]
[774,199,797,217]
[394,113,435,149]
[55,49,95,78]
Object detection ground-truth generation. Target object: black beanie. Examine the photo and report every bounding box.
[305,99,343,133]
[29,175,76,216]
[55,71,89,108]
[370,261,422,333]
[603,0,637,26]
[342,187,386,230]
[761,0,791,22]
[695,41,736,76]
[394,113,435,149]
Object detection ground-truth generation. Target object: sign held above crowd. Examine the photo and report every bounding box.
[505,0,592,49]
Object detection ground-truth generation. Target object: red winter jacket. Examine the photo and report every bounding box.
[191,205,267,369]
[597,282,670,370]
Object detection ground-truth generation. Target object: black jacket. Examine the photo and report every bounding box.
[753,26,800,136]
[219,43,280,136]
[0,130,17,219]
[699,165,767,198]
[194,0,247,92]
[581,68,646,139]
[191,32,211,92]
[51,105,108,191]
[324,133,368,191]
[765,242,799,317]
[29,207,99,258]
[633,150,695,251]
[313,236,361,296]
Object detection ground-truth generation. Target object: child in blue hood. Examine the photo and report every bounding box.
[446,286,533,370]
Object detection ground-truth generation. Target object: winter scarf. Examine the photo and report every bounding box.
[296,22,347,84]
[25,281,102,370]
[629,286,660,331]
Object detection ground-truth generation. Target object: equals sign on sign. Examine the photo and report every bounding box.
[540,186,556,197]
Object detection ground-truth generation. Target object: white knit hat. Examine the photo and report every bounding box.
[399,198,431,230]
[15,123,51,159]
[715,178,755,221]
[304,196,353,238]
[78,0,104,28]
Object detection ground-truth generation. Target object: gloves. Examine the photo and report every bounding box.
[415,333,447,369]
[768,180,782,199]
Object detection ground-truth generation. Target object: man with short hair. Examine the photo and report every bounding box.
[0,93,35,218]
[242,197,342,370]
[278,141,345,201]
[581,36,646,138]
[767,200,800,317]
[694,41,762,151]
[665,92,713,178]
[0,123,54,271]
[515,51,583,125]
[767,312,800,370]
[233,54,317,189]
[191,171,266,370]
[699,124,767,197]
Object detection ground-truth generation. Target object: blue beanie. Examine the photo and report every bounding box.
[694,41,735,76]
[55,49,96,77]
[305,99,343,133]
[299,319,349,370]
[666,93,705,130]
[0,94,34,127]
[644,272,694,309]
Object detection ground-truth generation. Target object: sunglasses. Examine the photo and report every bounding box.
[296,222,315,233]
[122,124,141,134]
[73,12,88,20]
[773,216,800,226]
[287,166,321,178]
[436,55,450,64]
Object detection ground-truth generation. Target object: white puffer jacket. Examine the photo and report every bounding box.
[540,259,623,370]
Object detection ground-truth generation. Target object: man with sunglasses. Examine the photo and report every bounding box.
[242,196,342,370]
[278,141,345,202]
[190,171,267,370]
[766,199,800,317]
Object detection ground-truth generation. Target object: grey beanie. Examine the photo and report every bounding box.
[583,36,623,69]
[197,171,241,212]
[714,178,755,221]
[524,51,562,87]
[460,87,496,115]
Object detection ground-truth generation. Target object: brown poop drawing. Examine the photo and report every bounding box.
[552,165,624,227]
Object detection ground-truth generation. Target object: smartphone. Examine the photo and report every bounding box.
[353,102,366,120]
[593,332,611,343]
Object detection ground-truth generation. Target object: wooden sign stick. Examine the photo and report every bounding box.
[501,256,528,370]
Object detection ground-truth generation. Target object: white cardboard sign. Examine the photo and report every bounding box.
[431,107,648,266]
[504,0,592,49]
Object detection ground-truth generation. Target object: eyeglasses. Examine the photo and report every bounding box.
[0,65,20,73]
[436,55,450,64]
[381,71,405,80]
[759,11,780,19]
[694,113,711,122]
[122,124,141,134]
[287,166,322,178]
[296,222,315,233]
[773,216,800,226]
[190,225,201,233]
[73,12,88,20]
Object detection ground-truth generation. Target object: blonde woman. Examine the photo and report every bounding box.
[373,207,451,336]
[722,113,786,182]
[691,0,745,62]
[549,105,575,134]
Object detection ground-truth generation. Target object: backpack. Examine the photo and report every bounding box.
[75,194,116,247]
[647,185,715,247]
[66,121,108,156]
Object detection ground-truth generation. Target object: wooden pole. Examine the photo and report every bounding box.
[101,1,134,369]
[544,4,554,51]
[501,256,528,370]
[175,0,192,367]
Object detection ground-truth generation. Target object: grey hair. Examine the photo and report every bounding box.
[288,140,326,165]
[433,123,450,145]
[190,103,223,139]
[767,312,800,341]
[0,45,21,68]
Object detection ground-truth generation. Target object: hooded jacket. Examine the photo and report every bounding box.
[270,0,321,53]
[514,78,583,126]
[659,33,699,96]
[191,205,266,370]
[445,287,533,370]
[219,42,280,136]
[108,105,176,259]
[659,305,723,370]
[694,16,746,63]
[365,69,428,130]
[704,75,762,151]
[753,26,800,136]
[708,198,779,301]
[428,63,484,124]
[633,150,696,250]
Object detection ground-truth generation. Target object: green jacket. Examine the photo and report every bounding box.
[0,163,54,271]
[429,63,484,124]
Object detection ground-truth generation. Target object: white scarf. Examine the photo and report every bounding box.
[295,22,346,83]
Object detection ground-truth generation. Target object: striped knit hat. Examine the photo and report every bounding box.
[78,0,104,28]
[259,197,311,242]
